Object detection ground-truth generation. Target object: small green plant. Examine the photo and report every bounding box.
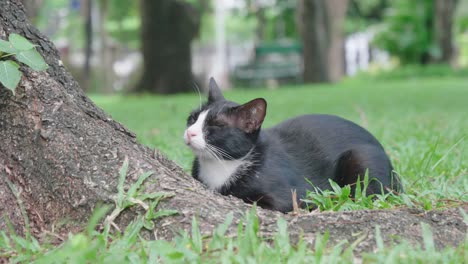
[0,33,48,94]
[363,225,467,263]
[3,204,465,263]
[0,158,178,263]
[303,172,393,212]
[105,157,177,233]
[303,174,465,212]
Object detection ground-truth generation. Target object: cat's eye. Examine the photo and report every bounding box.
[210,121,226,128]
[187,114,197,124]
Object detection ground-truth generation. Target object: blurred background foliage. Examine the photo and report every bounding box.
[21,0,468,94]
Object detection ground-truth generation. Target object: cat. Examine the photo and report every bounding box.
[183,78,402,213]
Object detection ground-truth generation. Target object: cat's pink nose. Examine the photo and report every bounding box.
[185,130,198,143]
[188,130,197,138]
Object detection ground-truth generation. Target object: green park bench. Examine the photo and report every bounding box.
[233,42,303,87]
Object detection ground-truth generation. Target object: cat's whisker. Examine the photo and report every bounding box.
[208,144,236,160]
[206,144,223,157]
[202,144,219,159]
[216,105,226,116]
[213,148,236,161]
[206,146,226,164]
[205,145,235,173]
[191,81,202,111]
[210,144,234,157]
[206,146,219,159]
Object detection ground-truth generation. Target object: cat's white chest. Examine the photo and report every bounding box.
[198,158,246,190]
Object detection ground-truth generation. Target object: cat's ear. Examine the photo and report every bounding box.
[234,98,267,133]
[208,77,225,102]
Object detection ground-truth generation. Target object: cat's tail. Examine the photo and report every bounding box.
[334,145,403,196]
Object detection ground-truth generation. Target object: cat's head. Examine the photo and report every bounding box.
[183,78,267,160]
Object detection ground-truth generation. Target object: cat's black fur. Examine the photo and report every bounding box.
[187,78,402,213]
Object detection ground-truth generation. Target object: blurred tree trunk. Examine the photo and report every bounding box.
[433,0,458,63]
[82,0,93,92]
[137,0,199,94]
[0,0,466,254]
[98,0,114,94]
[20,0,42,23]
[298,0,349,83]
[255,7,266,43]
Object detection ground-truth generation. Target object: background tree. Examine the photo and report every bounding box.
[20,0,43,22]
[97,0,114,94]
[374,0,459,65]
[136,0,200,94]
[347,0,388,32]
[82,0,93,92]
[298,0,349,83]
[433,0,459,63]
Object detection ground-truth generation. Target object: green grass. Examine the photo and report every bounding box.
[1,77,467,263]
[2,177,467,264]
[2,204,467,263]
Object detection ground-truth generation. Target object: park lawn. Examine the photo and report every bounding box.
[1,77,466,263]
[93,76,467,209]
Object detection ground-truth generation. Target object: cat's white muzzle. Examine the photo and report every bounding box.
[184,110,209,153]
[183,130,206,150]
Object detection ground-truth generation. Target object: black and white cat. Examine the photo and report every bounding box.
[184,78,402,213]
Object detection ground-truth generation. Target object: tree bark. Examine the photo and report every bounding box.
[433,0,458,63]
[298,0,349,83]
[136,0,200,94]
[0,0,466,255]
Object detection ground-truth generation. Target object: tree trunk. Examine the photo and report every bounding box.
[98,0,114,94]
[255,7,266,43]
[136,0,200,94]
[298,0,349,83]
[82,0,93,92]
[20,0,42,23]
[433,0,458,63]
[0,0,466,254]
